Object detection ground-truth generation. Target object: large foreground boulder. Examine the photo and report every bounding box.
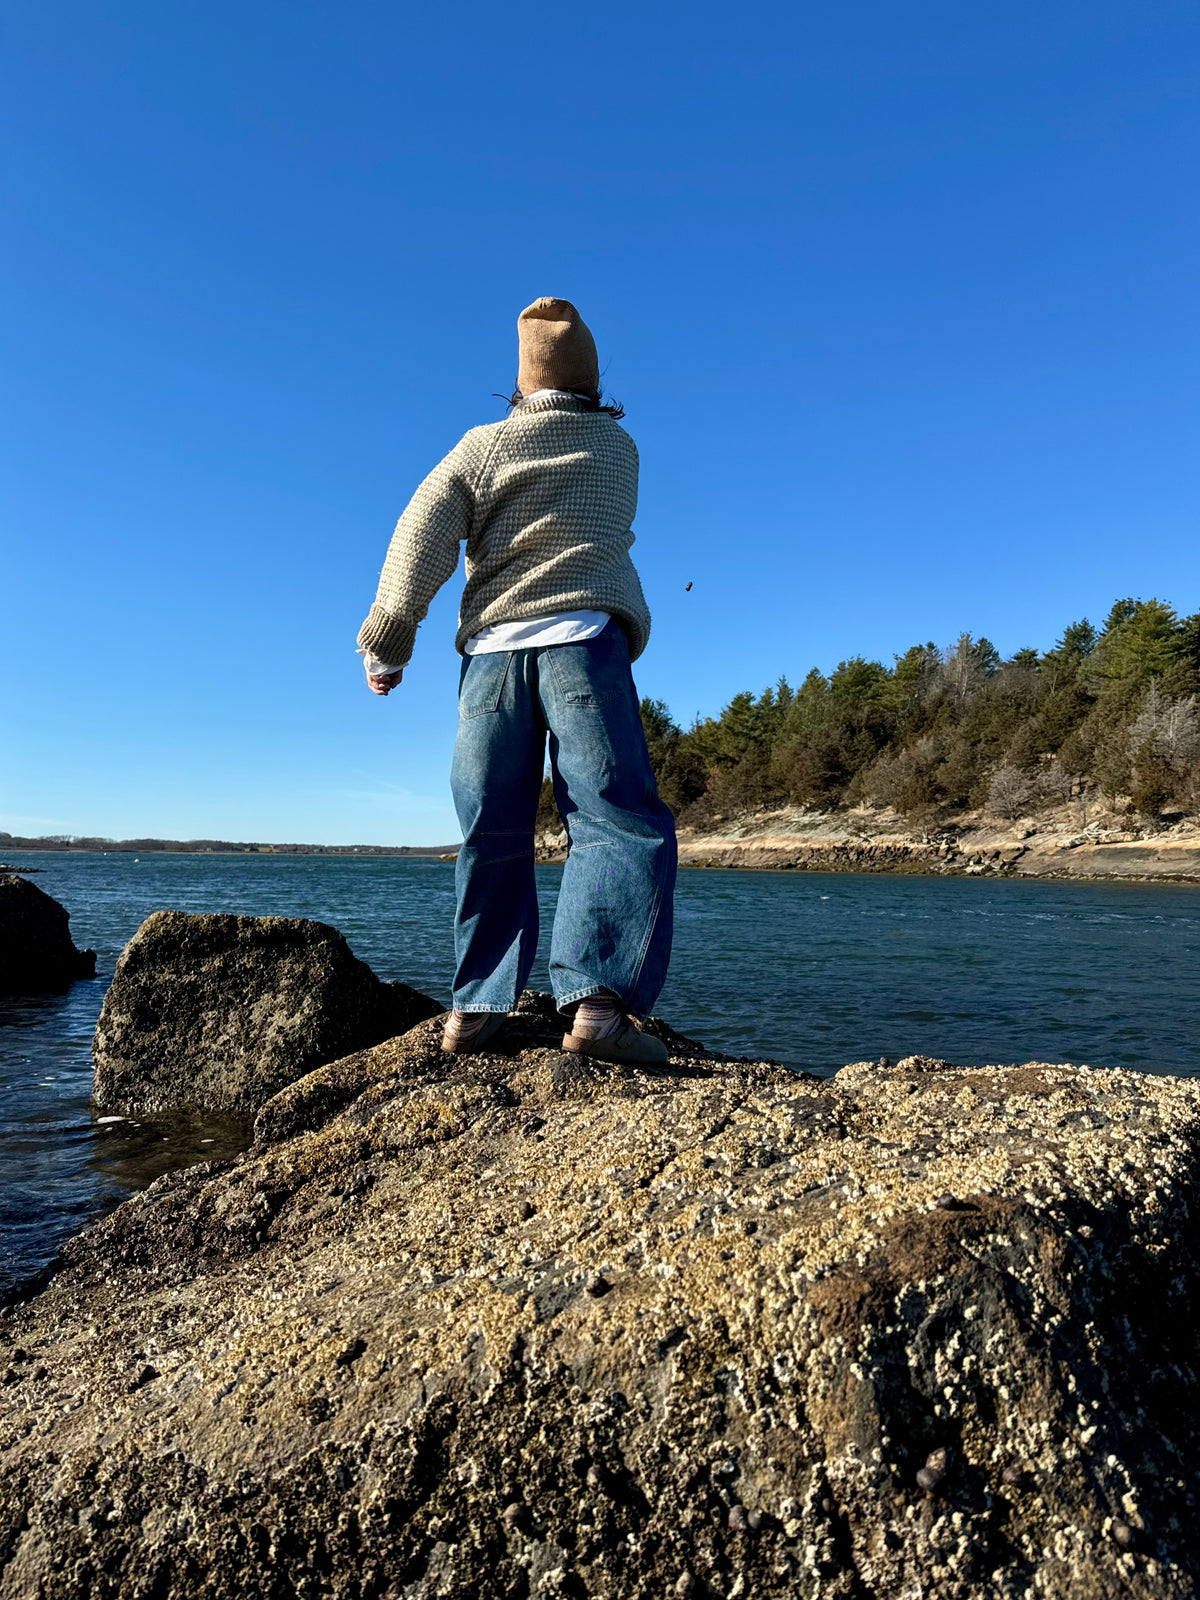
[0,873,95,994]
[92,911,440,1116]
[5,998,1199,1598]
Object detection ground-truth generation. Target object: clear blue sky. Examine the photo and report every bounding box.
[3,1,1197,845]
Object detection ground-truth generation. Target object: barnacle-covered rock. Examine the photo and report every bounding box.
[92,910,440,1116]
[2,1008,1198,1598]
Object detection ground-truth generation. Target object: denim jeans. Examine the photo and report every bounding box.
[450,620,677,1016]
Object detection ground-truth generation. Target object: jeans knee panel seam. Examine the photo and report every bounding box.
[629,833,677,995]
[629,873,665,994]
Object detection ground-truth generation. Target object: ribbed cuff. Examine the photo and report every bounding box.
[356,604,416,669]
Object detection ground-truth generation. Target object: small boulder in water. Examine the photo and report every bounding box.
[0,873,96,995]
[92,910,439,1116]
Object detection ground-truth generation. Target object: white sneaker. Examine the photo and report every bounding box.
[561,1014,668,1066]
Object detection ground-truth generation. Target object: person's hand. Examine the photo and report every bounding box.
[367,669,403,696]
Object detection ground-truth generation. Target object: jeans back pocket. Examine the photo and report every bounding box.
[459,651,512,717]
[546,629,628,708]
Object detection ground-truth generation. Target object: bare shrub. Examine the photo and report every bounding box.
[1124,686,1200,816]
[986,764,1034,818]
[1128,685,1200,774]
[986,758,1075,819]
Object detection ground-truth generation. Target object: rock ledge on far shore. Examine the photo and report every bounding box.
[3,992,1198,1598]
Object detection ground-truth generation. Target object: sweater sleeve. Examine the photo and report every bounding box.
[356,433,482,668]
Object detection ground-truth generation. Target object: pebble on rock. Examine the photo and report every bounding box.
[917,1447,949,1493]
[585,1464,606,1492]
[1001,1464,1024,1486]
[502,1503,526,1531]
[935,1193,959,1211]
[1112,1522,1135,1548]
[675,1575,697,1597]
[727,1504,749,1532]
[517,1199,535,1221]
[584,1273,611,1297]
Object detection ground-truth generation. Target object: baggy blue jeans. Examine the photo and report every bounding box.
[450,619,677,1016]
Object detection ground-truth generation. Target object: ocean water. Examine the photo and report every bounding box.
[2,850,1198,1296]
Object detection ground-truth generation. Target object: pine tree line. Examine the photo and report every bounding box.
[625,597,1200,827]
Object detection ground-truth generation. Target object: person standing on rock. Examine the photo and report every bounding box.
[357,297,676,1064]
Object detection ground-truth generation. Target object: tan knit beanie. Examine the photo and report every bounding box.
[516,297,600,397]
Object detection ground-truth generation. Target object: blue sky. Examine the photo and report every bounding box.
[3,1,1197,845]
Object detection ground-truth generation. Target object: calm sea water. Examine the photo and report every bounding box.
[2,850,1198,1296]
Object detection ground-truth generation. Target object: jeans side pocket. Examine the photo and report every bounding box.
[459,651,513,717]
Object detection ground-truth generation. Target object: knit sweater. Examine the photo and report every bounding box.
[356,394,652,667]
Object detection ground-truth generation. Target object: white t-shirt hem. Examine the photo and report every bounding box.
[463,610,610,655]
[358,609,612,674]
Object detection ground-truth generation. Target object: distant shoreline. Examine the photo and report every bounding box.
[1,838,459,859]
[9,813,1200,886]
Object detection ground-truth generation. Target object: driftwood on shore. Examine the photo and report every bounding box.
[0,914,1198,1598]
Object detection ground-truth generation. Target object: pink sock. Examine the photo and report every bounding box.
[447,1009,489,1038]
[570,992,622,1040]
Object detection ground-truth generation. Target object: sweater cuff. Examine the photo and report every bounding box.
[356,604,417,668]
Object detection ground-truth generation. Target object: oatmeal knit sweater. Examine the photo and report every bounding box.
[356,394,651,667]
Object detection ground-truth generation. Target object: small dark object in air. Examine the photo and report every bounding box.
[1112,1523,1135,1549]
[685,581,693,591]
[585,1272,611,1297]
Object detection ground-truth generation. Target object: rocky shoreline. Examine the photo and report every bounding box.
[534,804,1200,883]
[0,910,1198,1596]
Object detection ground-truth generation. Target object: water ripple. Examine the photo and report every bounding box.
[1,851,1197,1296]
